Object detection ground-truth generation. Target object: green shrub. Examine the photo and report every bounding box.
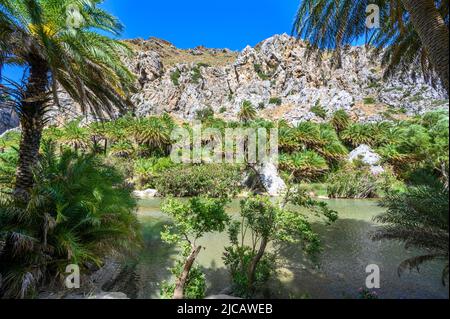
[269,97,282,106]
[154,164,242,197]
[363,97,376,105]
[197,62,210,68]
[191,66,202,84]
[195,106,215,121]
[170,69,181,86]
[310,100,327,119]
[134,157,177,189]
[327,164,403,199]
[0,142,141,298]
[253,63,270,80]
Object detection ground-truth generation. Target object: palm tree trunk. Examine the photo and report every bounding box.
[401,0,449,94]
[14,61,49,199]
[173,245,202,299]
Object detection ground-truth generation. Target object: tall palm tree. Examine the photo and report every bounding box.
[0,0,135,198]
[293,0,449,94]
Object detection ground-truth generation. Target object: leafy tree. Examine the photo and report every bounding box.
[223,189,337,297]
[0,0,135,198]
[160,197,230,299]
[373,182,449,285]
[0,141,141,298]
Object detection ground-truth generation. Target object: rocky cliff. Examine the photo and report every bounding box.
[2,33,449,134]
[124,33,448,124]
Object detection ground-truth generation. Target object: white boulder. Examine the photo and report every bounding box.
[257,162,287,197]
[133,189,159,198]
[348,145,385,175]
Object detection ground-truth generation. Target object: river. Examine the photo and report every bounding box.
[110,198,448,299]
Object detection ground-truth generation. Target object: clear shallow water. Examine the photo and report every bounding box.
[117,199,449,299]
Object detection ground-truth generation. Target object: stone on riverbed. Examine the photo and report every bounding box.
[133,188,159,198]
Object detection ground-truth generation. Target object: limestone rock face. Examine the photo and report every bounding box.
[124,34,448,123]
[9,34,447,130]
[348,145,385,175]
[0,102,19,135]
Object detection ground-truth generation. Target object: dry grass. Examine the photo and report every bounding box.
[125,37,238,68]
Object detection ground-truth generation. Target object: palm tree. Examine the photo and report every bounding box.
[341,123,375,147]
[1,0,135,198]
[373,182,449,285]
[59,119,90,152]
[0,141,140,298]
[331,109,351,133]
[280,150,329,181]
[129,117,171,155]
[238,100,257,123]
[315,125,348,161]
[293,0,449,94]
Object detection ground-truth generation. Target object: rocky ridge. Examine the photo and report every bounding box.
[124,34,448,125]
[1,34,449,134]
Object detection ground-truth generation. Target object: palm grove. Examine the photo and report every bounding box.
[0,0,449,298]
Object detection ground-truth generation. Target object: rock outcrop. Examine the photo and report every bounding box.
[120,34,448,124]
[0,102,19,135]
[348,144,385,175]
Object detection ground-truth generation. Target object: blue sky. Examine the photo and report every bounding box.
[2,0,301,82]
[102,0,300,50]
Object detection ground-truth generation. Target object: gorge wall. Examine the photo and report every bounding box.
[1,34,449,134]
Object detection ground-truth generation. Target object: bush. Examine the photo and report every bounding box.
[191,66,202,84]
[133,157,177,189]
[170,69,181,86]
[195,106,215,121]
[0,142,141,298]
[160,262,206,299]
[254,63,270,80]
[327,164,403,199]
[269,97,282,106]
[154,164,243,197]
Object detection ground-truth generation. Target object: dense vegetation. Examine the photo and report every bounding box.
[0,142,140,298]
[2,109,447,199]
